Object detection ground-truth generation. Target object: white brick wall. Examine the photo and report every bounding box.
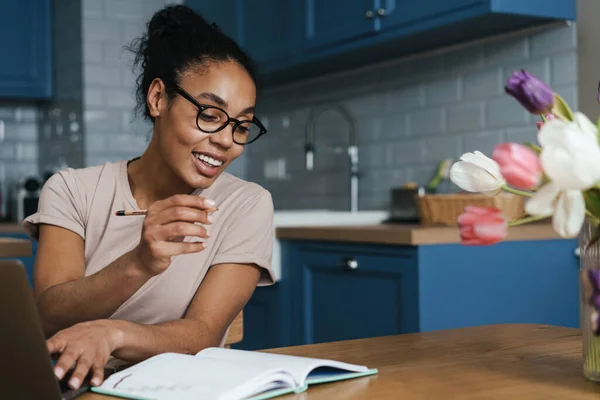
[82,0,182,166]
[248,23,578,211]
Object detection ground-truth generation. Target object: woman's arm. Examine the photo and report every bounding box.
[114,261,262,360]
[34,224,152,337]
[35,194,213,337]
[47,261,262,390]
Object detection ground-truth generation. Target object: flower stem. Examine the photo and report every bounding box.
[508,214,550,227]
[502,186,533,197]
[552,109,570,122]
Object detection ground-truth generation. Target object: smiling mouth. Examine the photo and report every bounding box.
[193,152,224,167]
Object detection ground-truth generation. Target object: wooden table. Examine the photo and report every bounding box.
[0,237,31,257]
[80,324,600,399]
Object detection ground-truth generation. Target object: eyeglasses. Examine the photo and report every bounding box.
[174,86,267,145]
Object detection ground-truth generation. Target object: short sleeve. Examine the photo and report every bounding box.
[211,190,275,286]
[22,170,86,240]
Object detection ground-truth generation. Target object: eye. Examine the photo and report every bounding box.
[236,126,249,134]
[198,108,225,123]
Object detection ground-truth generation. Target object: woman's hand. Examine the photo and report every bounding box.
[48,320,124,390]
[134,194,215,276]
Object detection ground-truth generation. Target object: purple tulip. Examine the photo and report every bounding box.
[592,311,600,335]
[505,69,554,115]
[589,269,600,292]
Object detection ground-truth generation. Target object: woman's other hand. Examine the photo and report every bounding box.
[48,320,124,390]
[134,194,215,276]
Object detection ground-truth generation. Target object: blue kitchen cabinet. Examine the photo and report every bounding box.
[0,0,52,99]
[185,0,574,85]
[0,232,36,288]
[288,241,418,345]
[303,0,377,51]
[185,0,296,68]
[237,0,297,65]
[274,237,579,346]
[378,0,485,31]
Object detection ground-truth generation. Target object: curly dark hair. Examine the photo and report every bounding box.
[128,4,258,122]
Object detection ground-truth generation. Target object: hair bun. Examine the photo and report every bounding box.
[147,5,209,39]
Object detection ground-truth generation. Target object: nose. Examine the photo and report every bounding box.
[209,122,235,148]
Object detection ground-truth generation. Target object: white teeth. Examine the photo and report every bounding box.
[194,153,223,167]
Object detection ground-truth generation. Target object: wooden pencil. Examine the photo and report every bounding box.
[115,208,218,216]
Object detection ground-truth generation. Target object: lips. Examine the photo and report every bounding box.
[192,151,226,178]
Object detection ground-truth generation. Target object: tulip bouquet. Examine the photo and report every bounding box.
[451,70,600,245]
[448,69,600,380]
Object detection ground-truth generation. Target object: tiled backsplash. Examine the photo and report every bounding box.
[248,23,578,211]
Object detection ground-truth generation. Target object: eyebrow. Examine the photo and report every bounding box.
[196,92,256,116]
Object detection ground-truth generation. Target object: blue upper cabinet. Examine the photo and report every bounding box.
[379,0,485,31]
[238,0,295,66]
[0,0,52,99]
[303,0,376,50]
[185,0,575,86]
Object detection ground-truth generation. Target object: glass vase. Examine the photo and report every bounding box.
[579,216,600,382]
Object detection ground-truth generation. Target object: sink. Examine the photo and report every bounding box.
[269,210,388,281]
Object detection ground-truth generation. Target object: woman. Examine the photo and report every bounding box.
[23,4,274,391]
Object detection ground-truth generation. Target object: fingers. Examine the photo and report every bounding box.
[67,352,94,390]
[53,347,80,383]
[162,222,208,241]
[152,206,214,226]
[149,194,217,214]
[47,335,66,356]
[145,241,206,260]
[90,362,105,387]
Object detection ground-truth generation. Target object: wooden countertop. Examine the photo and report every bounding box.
[276,222,563,245]
[0,238,31,257]
[0,223,25,234]
[81,324,600,399]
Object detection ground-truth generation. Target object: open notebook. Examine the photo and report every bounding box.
[91,347,378,400]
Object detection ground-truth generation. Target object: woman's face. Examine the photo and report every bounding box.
[150,60,257,190]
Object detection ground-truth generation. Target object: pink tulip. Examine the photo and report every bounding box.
[536,113,556,130]
[492,142,542,190]
[458,206,508,245]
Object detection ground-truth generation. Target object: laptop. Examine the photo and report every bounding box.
[0,260,117,399]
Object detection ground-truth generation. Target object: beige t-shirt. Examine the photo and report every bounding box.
[23,159,274,346]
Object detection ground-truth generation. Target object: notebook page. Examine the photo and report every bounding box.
[99,353,296,400]
[196,348,369,386]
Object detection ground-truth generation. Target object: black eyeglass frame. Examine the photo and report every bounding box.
[174,85,267,145]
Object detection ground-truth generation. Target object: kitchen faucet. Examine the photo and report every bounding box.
[304,103,359,213]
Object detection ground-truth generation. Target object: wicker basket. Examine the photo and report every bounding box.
[417,192,525,226]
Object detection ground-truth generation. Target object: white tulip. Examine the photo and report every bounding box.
[525,182,585,238]
[538,112,600,190]
[449,151,506,196]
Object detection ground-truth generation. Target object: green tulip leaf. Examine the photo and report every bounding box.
[552,93,575,121]
[523,142,541,154]
[583,189,600,218]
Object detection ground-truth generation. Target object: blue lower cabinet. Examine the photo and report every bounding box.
[0,232,36,287]
[416,239,580,331]
[288,242,419,345]
[242,237,580,348]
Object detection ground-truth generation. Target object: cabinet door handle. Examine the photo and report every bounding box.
[341,257,359,271]
[365,10,374,19]
[377,8,387,17]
